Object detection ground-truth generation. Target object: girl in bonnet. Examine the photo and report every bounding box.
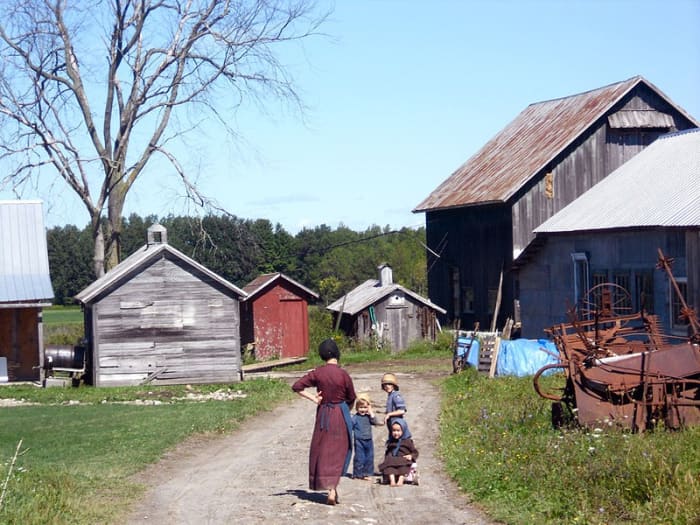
[378,418,419,486]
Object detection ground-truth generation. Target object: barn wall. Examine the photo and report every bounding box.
[426,205,513,331]
[518,229,693,339]
[0,307,41,381]
[90,256,241,386]
[425,84,697,337]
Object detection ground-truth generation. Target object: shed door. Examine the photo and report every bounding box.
[281,299,306,358]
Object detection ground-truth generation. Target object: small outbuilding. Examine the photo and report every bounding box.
[0,200,54,382]
[327,264,446,352]
[240,273,319,360]
[75,224,247,386]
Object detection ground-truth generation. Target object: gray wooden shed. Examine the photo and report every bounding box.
[327,264,446,352]
[75,225,247,386]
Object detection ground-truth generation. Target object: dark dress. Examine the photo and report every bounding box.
[378,438,419,478]
[292,363,356,490]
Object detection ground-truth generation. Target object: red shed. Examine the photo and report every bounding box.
[240,273,319,361]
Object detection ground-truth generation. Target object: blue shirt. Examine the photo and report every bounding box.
[352,413,378,440]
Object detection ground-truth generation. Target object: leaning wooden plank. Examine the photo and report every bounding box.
[141,367,168,384]
[489,336,501,378]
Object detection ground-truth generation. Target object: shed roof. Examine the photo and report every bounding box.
[242,272,319,301]
[75,242,247,304]
[0,200,54,305]
[414,76,699,213]
[327,279,446,316]
[535,128,700,233]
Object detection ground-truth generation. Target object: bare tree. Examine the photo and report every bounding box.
[0,0,326,277]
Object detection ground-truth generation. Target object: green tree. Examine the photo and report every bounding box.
[46,225,93,304]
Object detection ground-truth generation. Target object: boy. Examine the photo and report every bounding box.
[351,394,380,480]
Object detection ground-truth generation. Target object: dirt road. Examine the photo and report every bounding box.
[126,370,492,525]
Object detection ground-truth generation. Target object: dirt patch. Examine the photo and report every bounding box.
[126,369,494,525]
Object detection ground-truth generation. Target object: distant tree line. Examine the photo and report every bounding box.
[47,214,428,306]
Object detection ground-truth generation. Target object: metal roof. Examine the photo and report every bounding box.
[535,128,700,233]
[242,272,319,301]
[413,76,699,213]
[75,242,247,304]
[327,279,446,316]
[0,200,54,305]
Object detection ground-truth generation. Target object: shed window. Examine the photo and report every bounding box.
[140,302,184,329]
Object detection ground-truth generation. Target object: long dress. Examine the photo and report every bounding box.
[292,363,356,490]
[378,437,419,478]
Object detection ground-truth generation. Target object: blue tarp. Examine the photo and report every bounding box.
[455,336,480,368]
[496,338,560,377]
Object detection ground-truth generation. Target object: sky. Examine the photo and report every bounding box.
[4,0,700,234]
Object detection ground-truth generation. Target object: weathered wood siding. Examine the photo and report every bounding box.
[339,293,440,352]
[88,257,241,386]
[512,87,684,259]
[0,307,41,381]
[425,205,512,331]
[426,84,696,333]
[518,229,695,338]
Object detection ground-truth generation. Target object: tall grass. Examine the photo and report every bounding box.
[439,369,700,524]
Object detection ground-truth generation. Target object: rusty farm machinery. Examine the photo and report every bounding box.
[534,249,700,432]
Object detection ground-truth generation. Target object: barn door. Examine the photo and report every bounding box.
[281,299,306,358]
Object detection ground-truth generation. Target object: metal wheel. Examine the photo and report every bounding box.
[579,283,633,320]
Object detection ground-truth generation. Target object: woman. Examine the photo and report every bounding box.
[292,339,356,505]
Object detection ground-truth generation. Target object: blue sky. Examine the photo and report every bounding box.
[7,0,700,233]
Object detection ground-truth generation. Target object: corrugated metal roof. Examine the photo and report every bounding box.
[0,200,54,305]
[242,272,319,301]
[535,128,700,233]
[413,76,699,213]
[75,242,247,304]
[327,279,446,316]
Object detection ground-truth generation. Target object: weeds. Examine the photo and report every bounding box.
[439,370,700,524]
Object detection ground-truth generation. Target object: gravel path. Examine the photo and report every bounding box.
[126,371,493,525]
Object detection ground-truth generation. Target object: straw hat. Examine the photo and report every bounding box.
[381,373,399,390]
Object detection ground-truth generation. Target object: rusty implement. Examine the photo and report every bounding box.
[534,250,700,432]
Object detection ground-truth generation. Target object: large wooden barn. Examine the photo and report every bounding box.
[413,76,699,332]
[240,272,319,360]
[327,264,446,352]
[0,200,54,383]
[517,128,700,338]
[75,224,247,386]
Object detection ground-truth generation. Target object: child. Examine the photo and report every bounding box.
[351,393,380,480]
[378,418,419,486]
[381,373,407,434]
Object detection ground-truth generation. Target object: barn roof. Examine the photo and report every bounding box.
[75,242,247,304]
[242,272,319,301]
[535,128,700,233]
[414,76,699,213]
[0,200,54,305]
[326,279,446,316]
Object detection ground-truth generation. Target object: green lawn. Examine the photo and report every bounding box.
[43,306,83,326]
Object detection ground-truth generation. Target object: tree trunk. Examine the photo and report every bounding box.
[105,188,127,272]
[91,216,105,279]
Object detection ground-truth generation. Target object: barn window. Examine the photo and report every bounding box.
[462,287,474,314]
[571,252,589,314]
[670,278,689,333]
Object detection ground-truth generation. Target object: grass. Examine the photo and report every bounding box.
[0,379,294,525]
[43,306,84,346]
[2,330,698,524]
[439,369,700,524]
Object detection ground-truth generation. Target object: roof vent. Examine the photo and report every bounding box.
[378,263,393,286]
[147,224,168,245]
